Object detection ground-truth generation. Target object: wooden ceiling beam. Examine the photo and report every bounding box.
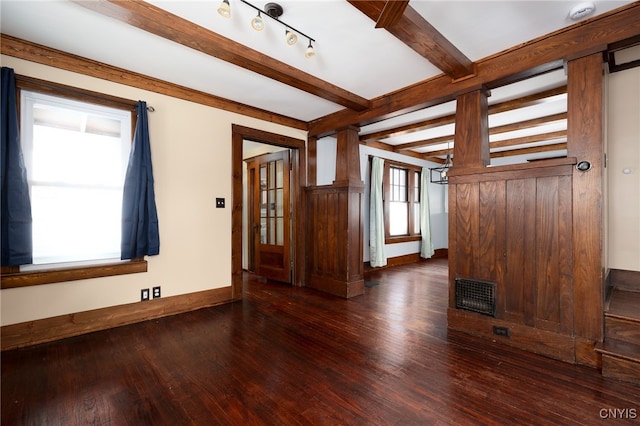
[422,131,566,157]
[491,142,568,159]
[0,34,307,130]
[361,87,567,142]
[375,1,410,28]
[310,3,640,137]
[348,0,474,80]
[73,0,370,112]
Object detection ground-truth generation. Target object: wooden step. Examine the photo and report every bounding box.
[606,316,640,346]
[609,269,640,293]
[606,288,640,322]
[596,339,640,386]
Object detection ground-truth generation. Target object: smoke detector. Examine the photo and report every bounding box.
[569,2,595,20]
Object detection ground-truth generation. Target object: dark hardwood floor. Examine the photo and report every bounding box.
[2,259,639,425]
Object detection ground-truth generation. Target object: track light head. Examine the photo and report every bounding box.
[217,0,231,18]
[285,29,297,46]
[305,41,316,59]
[251,12,264,31]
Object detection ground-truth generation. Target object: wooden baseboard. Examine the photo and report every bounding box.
[447,308,577,364]
[308,274,364,298]
[364,249,448,272]
[1,286,234,351]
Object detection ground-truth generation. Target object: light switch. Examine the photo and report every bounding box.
[216,198,225,208]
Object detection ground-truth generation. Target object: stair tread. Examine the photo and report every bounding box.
[607,289,640,321]
[596,339,640,363]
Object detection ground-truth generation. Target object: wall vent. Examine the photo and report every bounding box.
[455,278,496,317]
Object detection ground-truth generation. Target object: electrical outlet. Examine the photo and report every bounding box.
[492,325,510,338]
[152,286,161,299]
[141,288,150,301]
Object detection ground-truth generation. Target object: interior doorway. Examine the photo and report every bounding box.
[231,125,306,299]
[244,148,292,283]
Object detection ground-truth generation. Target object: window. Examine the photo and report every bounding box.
[383,161,421,241]
[20,90,132,266]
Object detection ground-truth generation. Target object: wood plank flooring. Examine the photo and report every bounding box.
[2,259,639,425]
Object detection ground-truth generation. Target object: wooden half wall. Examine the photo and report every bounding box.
[447,53,605,367]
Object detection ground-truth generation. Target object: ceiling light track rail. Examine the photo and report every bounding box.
[217,0,316,58]
[238,0,315,44]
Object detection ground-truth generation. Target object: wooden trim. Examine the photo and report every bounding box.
[364,249,448,273]
[0,34,307,130]
[1,259,147,289]
[231,125,307,297]
[0,286,233,351]
[16,74,138,111]
[448,157,577,179]
[567,53,604,342]
[309,3,640,137]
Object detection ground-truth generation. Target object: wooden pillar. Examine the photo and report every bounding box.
[334,126,362,186]
[453,88,490,168]
[306,126,364,298]
[567,53,604,367]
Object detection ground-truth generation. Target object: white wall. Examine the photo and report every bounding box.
[607,66,640,271]
[316,137,449,263]
[0,56,307,326]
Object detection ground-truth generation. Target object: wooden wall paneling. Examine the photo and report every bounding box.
[448,184,458,308]
[567,53,605,349]
[534,176,562,332]
[504,178,536,325]
[454,183,479,279]
[557,175,574,336]
[478,180,505,284]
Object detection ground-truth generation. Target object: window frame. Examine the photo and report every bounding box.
[0,75,146,289]
[382,160,422,244]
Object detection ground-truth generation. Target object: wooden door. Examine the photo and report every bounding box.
[250,151,291,283]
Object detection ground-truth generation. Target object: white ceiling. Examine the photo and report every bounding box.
[0,0,634,162]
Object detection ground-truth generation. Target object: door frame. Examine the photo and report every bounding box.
[231,124,307,299]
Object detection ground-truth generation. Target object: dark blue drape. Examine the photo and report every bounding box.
[1,67,32,266]
[121,101,159,259]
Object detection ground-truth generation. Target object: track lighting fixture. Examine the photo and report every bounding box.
[217,0,231,18]
[285,29,297,46]
[216,0,316,59]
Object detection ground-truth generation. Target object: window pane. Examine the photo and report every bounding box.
[22,90,131,265]
[389,202,409,236]
[31,186,122,263]
[414,202,421,235]
[276,218,284,246]
[276,159,284,188]
[32,125,125,186]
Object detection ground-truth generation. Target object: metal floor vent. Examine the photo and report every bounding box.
[455,278,496,317]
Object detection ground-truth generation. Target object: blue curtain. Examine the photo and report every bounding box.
[121,101,159,259]
[1,67,32,266]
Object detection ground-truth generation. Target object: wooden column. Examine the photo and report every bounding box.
[306,126,364,298]
[453,88,490,169]
[567,53,604,367]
